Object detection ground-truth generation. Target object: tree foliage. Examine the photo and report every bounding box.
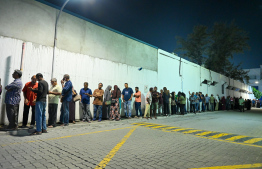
[175,25,208,65]
[252,87,262,100]
[175,22,250,83]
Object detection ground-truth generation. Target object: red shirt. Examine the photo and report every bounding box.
[22,82,38,106]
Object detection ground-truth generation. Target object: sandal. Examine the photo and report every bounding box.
[30,131,42,135]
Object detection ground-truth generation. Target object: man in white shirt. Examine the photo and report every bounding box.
[144,87,153,119]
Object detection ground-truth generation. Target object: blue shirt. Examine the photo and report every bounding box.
[122,88,133,101]
[62,80,73,102]
[80,88,92,104]
[199,95,202,102]
[5,78,23,105]
[205,96,210,103]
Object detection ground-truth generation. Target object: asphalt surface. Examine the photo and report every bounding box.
[0,108,262,169]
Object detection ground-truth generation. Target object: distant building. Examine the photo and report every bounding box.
[244,65,262,98]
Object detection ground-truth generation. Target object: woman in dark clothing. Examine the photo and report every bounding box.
[69,88,77,124]
[171,92,177,115]
[221,96,226,110]
[110,85,121,120]
[162,87,170,116]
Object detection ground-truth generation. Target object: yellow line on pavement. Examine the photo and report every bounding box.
[151,126,168,129]
[225,135,248,141]
[94,126,138,169]
[0,126,134,147]
[190,163,262,169]
[210,133,230,139]
[243,138,262,144]
[171,128,191,132]
[161,127,179,130]
[183,130,203,134]
[196,131,216,136]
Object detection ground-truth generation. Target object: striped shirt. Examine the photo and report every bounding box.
[5,78,23,105]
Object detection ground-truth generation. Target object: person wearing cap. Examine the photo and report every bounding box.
[48,78,62,128]
[20,75,38,129]
[29,73,49,135]
[5,69,23,130]
[60,74,73,126]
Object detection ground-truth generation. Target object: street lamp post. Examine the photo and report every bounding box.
[51,0,70,78]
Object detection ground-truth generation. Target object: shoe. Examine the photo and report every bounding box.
[29,125,34,129]
[82,119,85,122]
[42,129,48,133]
[20,125,27,128]
[134,116,138,118]
[31,131,42,135]
[73,121,76,124]
[47,125,53,128]
[64,123,69,126]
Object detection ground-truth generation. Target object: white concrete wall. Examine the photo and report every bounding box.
[0,37,157,124]
[157,49,254,100]
[0,0,158,71]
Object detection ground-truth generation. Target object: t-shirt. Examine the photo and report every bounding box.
[22,82,38,106]
[195,95,199,103]
[48,85,62,104]
[33,80,49,102]
[158,93,163,104]
[93,89,104,105]
[145,91,152,104]
[210,96,215,103]
[134,91,141,103]
[205,96,210,103]
[122,88,133,101]
[80,88,92,104]
[152,91,159,103]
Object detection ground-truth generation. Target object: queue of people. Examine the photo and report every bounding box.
[1,70,258,134]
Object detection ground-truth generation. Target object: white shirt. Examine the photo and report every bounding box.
[145,92,152,104]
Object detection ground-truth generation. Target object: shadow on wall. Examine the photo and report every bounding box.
[0,56,12,124]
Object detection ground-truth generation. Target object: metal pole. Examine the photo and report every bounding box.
[51,0,70,78]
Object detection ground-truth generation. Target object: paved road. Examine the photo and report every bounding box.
[0,108,262,169]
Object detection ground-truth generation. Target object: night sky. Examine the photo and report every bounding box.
[44,0,262,69]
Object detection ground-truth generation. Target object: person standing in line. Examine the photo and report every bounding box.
[110,85,121,121]
[59,74,73,126]
[239,96,245,112]
[158,89,164,115]
[144,87,153,119]
[20,75,38,129]
[93,83,104,122]
[210,94,215,111]
[30,73,49,135]
[162,87,170,116]
[215,94,220,111]
[221,96,226,110]
[122,83,133,119]
[179,92,186,115]
[202,93,206,112]
[69,88,77,124]
[205,94,210,111]
[104,85,112,119]
[226,96,230,110]
[4,70,23,130]
[168,90,172,116]
[198,92,203,113]
[134,87,142,118]
[189,92,196,114]
[195,92,200,113]
[171,92,177,115]
[48,78,62,128]
[80,82,92,123]
[151,87,159,119]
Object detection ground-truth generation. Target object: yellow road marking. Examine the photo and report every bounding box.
[190,163,262,169]
[171,128,190,132]
[196,131,215,136]
[151,126,168,129]
[0,126,134,147]
[244,138,262,144]
[225,135,248,141]
[161,127,179,130]
[210,133,230,138]
[183,130,203,134]
[94,126,137,169]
